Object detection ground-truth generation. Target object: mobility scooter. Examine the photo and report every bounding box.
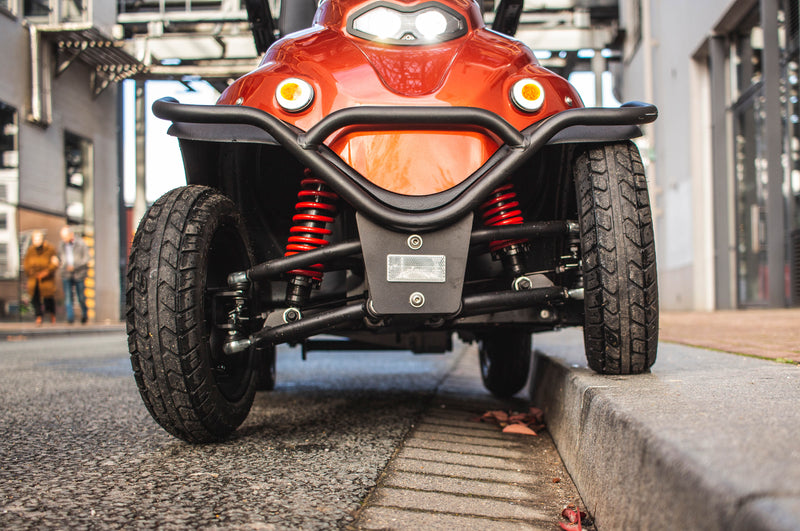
[127,0,658,442]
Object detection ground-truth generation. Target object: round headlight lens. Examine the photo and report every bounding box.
[352,7,403,40]
[275,78,315,112]
[510,79,545,113]
[415,10,448,39]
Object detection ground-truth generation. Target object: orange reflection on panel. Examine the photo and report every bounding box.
[333,130,498,196]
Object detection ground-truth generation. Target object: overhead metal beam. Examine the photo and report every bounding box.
[117,9,248,24]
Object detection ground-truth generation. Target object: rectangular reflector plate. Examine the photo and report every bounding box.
[386,254,446,283]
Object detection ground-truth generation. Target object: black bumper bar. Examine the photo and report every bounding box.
[153,99,657,232]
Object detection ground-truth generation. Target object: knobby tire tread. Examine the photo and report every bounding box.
[575,142,658,374]
[127,186,255,442]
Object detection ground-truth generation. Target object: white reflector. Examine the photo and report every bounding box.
[387,255,446,283]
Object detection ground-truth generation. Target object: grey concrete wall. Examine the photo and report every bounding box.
[620,0,739,310]
[0,13,28,108]
[90,1,118,33]
[51,66,121,322]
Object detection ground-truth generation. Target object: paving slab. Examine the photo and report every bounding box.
[531,328,800,531]
[660,309,800,362]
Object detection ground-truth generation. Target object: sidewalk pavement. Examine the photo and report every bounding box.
[660,309,800,363]
[0,320,125,340]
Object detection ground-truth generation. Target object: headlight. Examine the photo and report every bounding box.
[275,78,315,112]
[348,2,467,45]
[510,79,545,113]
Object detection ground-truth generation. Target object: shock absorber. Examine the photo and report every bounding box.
[284,170,339,307]
[480,183,529,278]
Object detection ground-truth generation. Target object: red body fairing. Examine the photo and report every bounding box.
[218,0,582,195]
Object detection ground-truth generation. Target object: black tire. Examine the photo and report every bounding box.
[573,141,659,374]
[254,345,276,391]
[126,185,258,443]
[478,332,532,398]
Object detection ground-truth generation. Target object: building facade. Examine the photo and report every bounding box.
[0,0,132,320]
[620,0,800,309]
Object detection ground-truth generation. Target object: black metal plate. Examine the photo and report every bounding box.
[357,213,472,315]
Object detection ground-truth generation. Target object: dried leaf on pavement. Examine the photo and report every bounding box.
[502,423,537,436]
[475,406,545,436]
[559,505,588,530]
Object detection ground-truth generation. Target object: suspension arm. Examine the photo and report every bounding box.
[228,221,579,286]
[224,286,574,353]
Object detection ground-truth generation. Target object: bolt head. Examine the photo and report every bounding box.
[409,292,425,308]
[513,276,532,291]
[283,308,301,323]
[407,234,423,250]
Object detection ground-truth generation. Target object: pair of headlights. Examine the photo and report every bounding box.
[274,78,546,114]
[274,3,545,114]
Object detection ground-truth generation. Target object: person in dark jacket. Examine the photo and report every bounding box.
[57,226,90,324]
[23,230,58,325]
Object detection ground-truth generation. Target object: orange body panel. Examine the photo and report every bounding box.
[332,129,498,195]
[218,0,583,196]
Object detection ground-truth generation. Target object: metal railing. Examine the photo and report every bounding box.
[117,0,243,15]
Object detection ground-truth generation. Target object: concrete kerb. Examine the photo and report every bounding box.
[530,329,800,530]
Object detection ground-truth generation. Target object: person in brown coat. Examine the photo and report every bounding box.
[23,230,58,325]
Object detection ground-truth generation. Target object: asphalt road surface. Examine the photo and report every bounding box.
[0,333,586,530]
[0,333,464,529]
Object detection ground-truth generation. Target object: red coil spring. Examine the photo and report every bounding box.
[480,183,528,254]
[285,172,339,283]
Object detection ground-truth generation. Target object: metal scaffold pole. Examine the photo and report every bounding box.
[133,80,147,231]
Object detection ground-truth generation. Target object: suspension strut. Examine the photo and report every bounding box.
[284,170,339,307]
[479,183,529,278]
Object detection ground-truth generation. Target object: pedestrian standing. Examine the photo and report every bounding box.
[22,230,58,325]
[57,226,90,324]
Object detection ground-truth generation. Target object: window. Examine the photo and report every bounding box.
[64,131,93,225]
[23,0,49,17]
[0,102,17,170]
[60,0,84,22]
[0,213,7,231]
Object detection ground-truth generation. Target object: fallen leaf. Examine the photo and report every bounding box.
[559,505,586,531]
[502,423,538,436]
[528,407,544,423]
[477,408,546,435]
[552,477,561,483]
[562,507,587,523]
[487,410,509,423]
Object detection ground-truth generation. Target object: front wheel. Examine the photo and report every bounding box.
[478,332,532,398]
[573,141,659,374]
[126,186,258,442]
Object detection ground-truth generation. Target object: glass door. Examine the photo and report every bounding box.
[734,91,770,306]
[731,9,770,306]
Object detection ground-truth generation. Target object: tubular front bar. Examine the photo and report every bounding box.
[153,98,657,232]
